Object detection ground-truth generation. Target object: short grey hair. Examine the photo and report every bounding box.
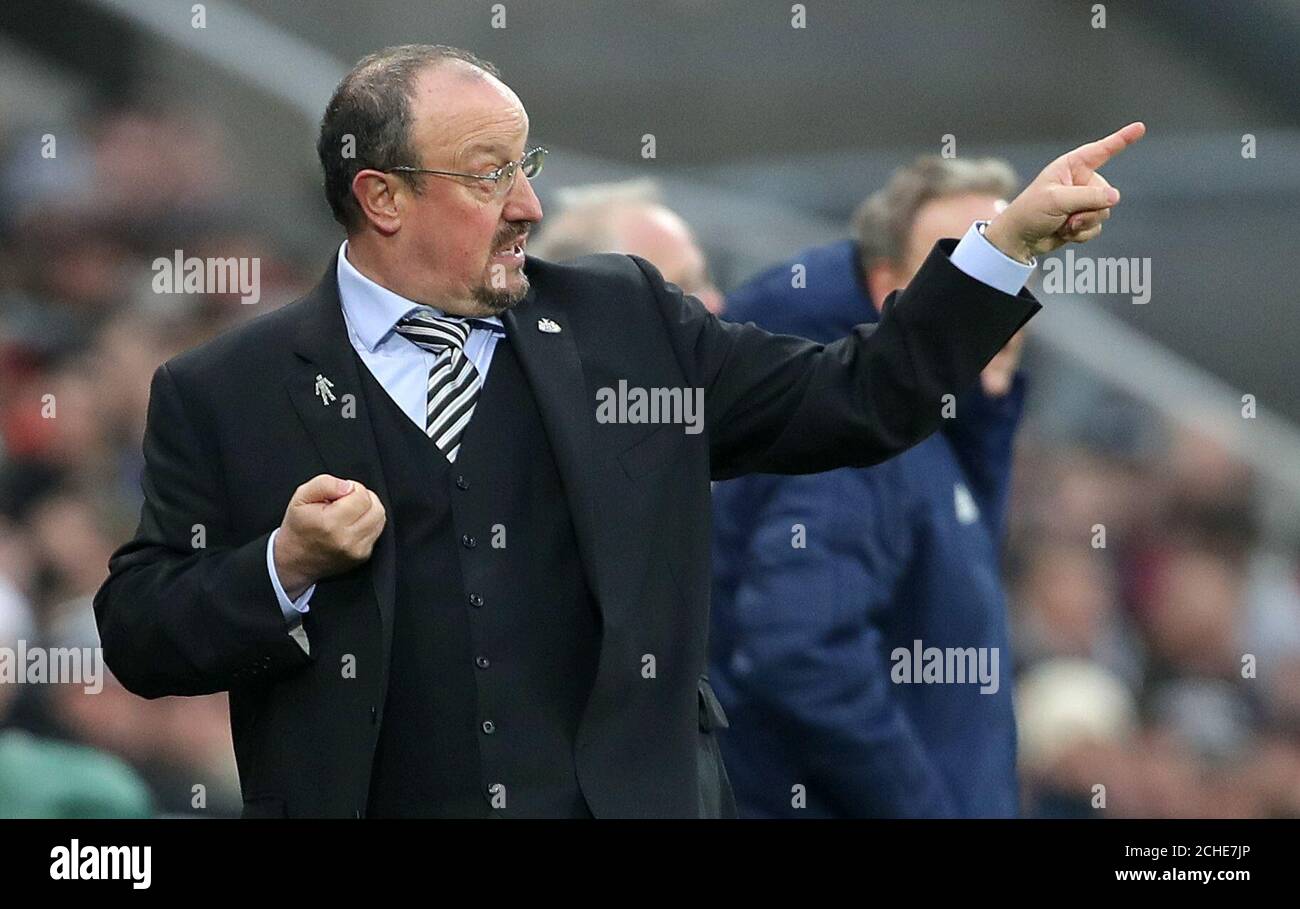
[318,44,503,231]
[851,156,1018,270]
[529,178,663,260]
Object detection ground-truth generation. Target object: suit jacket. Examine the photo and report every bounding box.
[92,239,1038,818]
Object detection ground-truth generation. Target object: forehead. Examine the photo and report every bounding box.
[408,63,529,162]
[911,193,1002,236]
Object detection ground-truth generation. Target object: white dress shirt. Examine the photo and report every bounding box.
[267,227,1033,628]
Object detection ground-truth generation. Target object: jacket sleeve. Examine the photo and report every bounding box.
[92,361,314,698]
[632,238,1039,481]
[721,467,957,816]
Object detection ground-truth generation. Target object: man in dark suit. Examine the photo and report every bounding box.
[92,44,1142,818]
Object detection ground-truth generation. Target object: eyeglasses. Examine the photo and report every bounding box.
[386,146,548,198]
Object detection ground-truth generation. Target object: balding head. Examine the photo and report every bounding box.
[533,181,724,314]
[318,44,504,231]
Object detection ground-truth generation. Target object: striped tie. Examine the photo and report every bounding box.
[392,311,490,462]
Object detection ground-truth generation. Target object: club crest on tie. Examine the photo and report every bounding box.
[314,373,336,405]
[537,318,561,334]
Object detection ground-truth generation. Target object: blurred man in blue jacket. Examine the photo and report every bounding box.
[710,156,1028,817]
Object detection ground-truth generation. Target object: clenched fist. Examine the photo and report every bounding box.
[273,474,387,599]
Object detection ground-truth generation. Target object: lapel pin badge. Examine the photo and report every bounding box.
[314,373,337,405]
[537,318,562,334]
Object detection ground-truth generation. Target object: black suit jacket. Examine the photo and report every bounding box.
[93,240,1038,817]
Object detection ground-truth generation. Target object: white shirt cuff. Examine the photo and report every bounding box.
[267,527,315,624]
[948,220,1035,297]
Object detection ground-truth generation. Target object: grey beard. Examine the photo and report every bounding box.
[471,271,529,315]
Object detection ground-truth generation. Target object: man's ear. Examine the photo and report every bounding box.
[351,169,403,236]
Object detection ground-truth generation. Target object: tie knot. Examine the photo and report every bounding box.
[393,312,474,353]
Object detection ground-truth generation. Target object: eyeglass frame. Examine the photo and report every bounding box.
[384,146,548,197]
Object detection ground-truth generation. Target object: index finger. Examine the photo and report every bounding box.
[1070,121,1146,170]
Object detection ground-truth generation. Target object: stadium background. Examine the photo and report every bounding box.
[0,0,1297,817]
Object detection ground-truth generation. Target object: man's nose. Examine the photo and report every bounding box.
[503,170,544,223]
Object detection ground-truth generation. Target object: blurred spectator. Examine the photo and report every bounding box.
[529,178,726,314]
[710,155,1030,817]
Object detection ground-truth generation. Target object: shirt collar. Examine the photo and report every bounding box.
[335,240,505,352]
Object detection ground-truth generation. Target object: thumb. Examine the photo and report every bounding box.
[295,474,355,505]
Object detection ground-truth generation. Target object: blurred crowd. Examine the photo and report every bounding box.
[0,105,316,817]
[1007,380,1300,817]
[1,105,1297,817]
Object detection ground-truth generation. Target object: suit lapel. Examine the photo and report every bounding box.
[284,256,397,672]
[502,282,613,631]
